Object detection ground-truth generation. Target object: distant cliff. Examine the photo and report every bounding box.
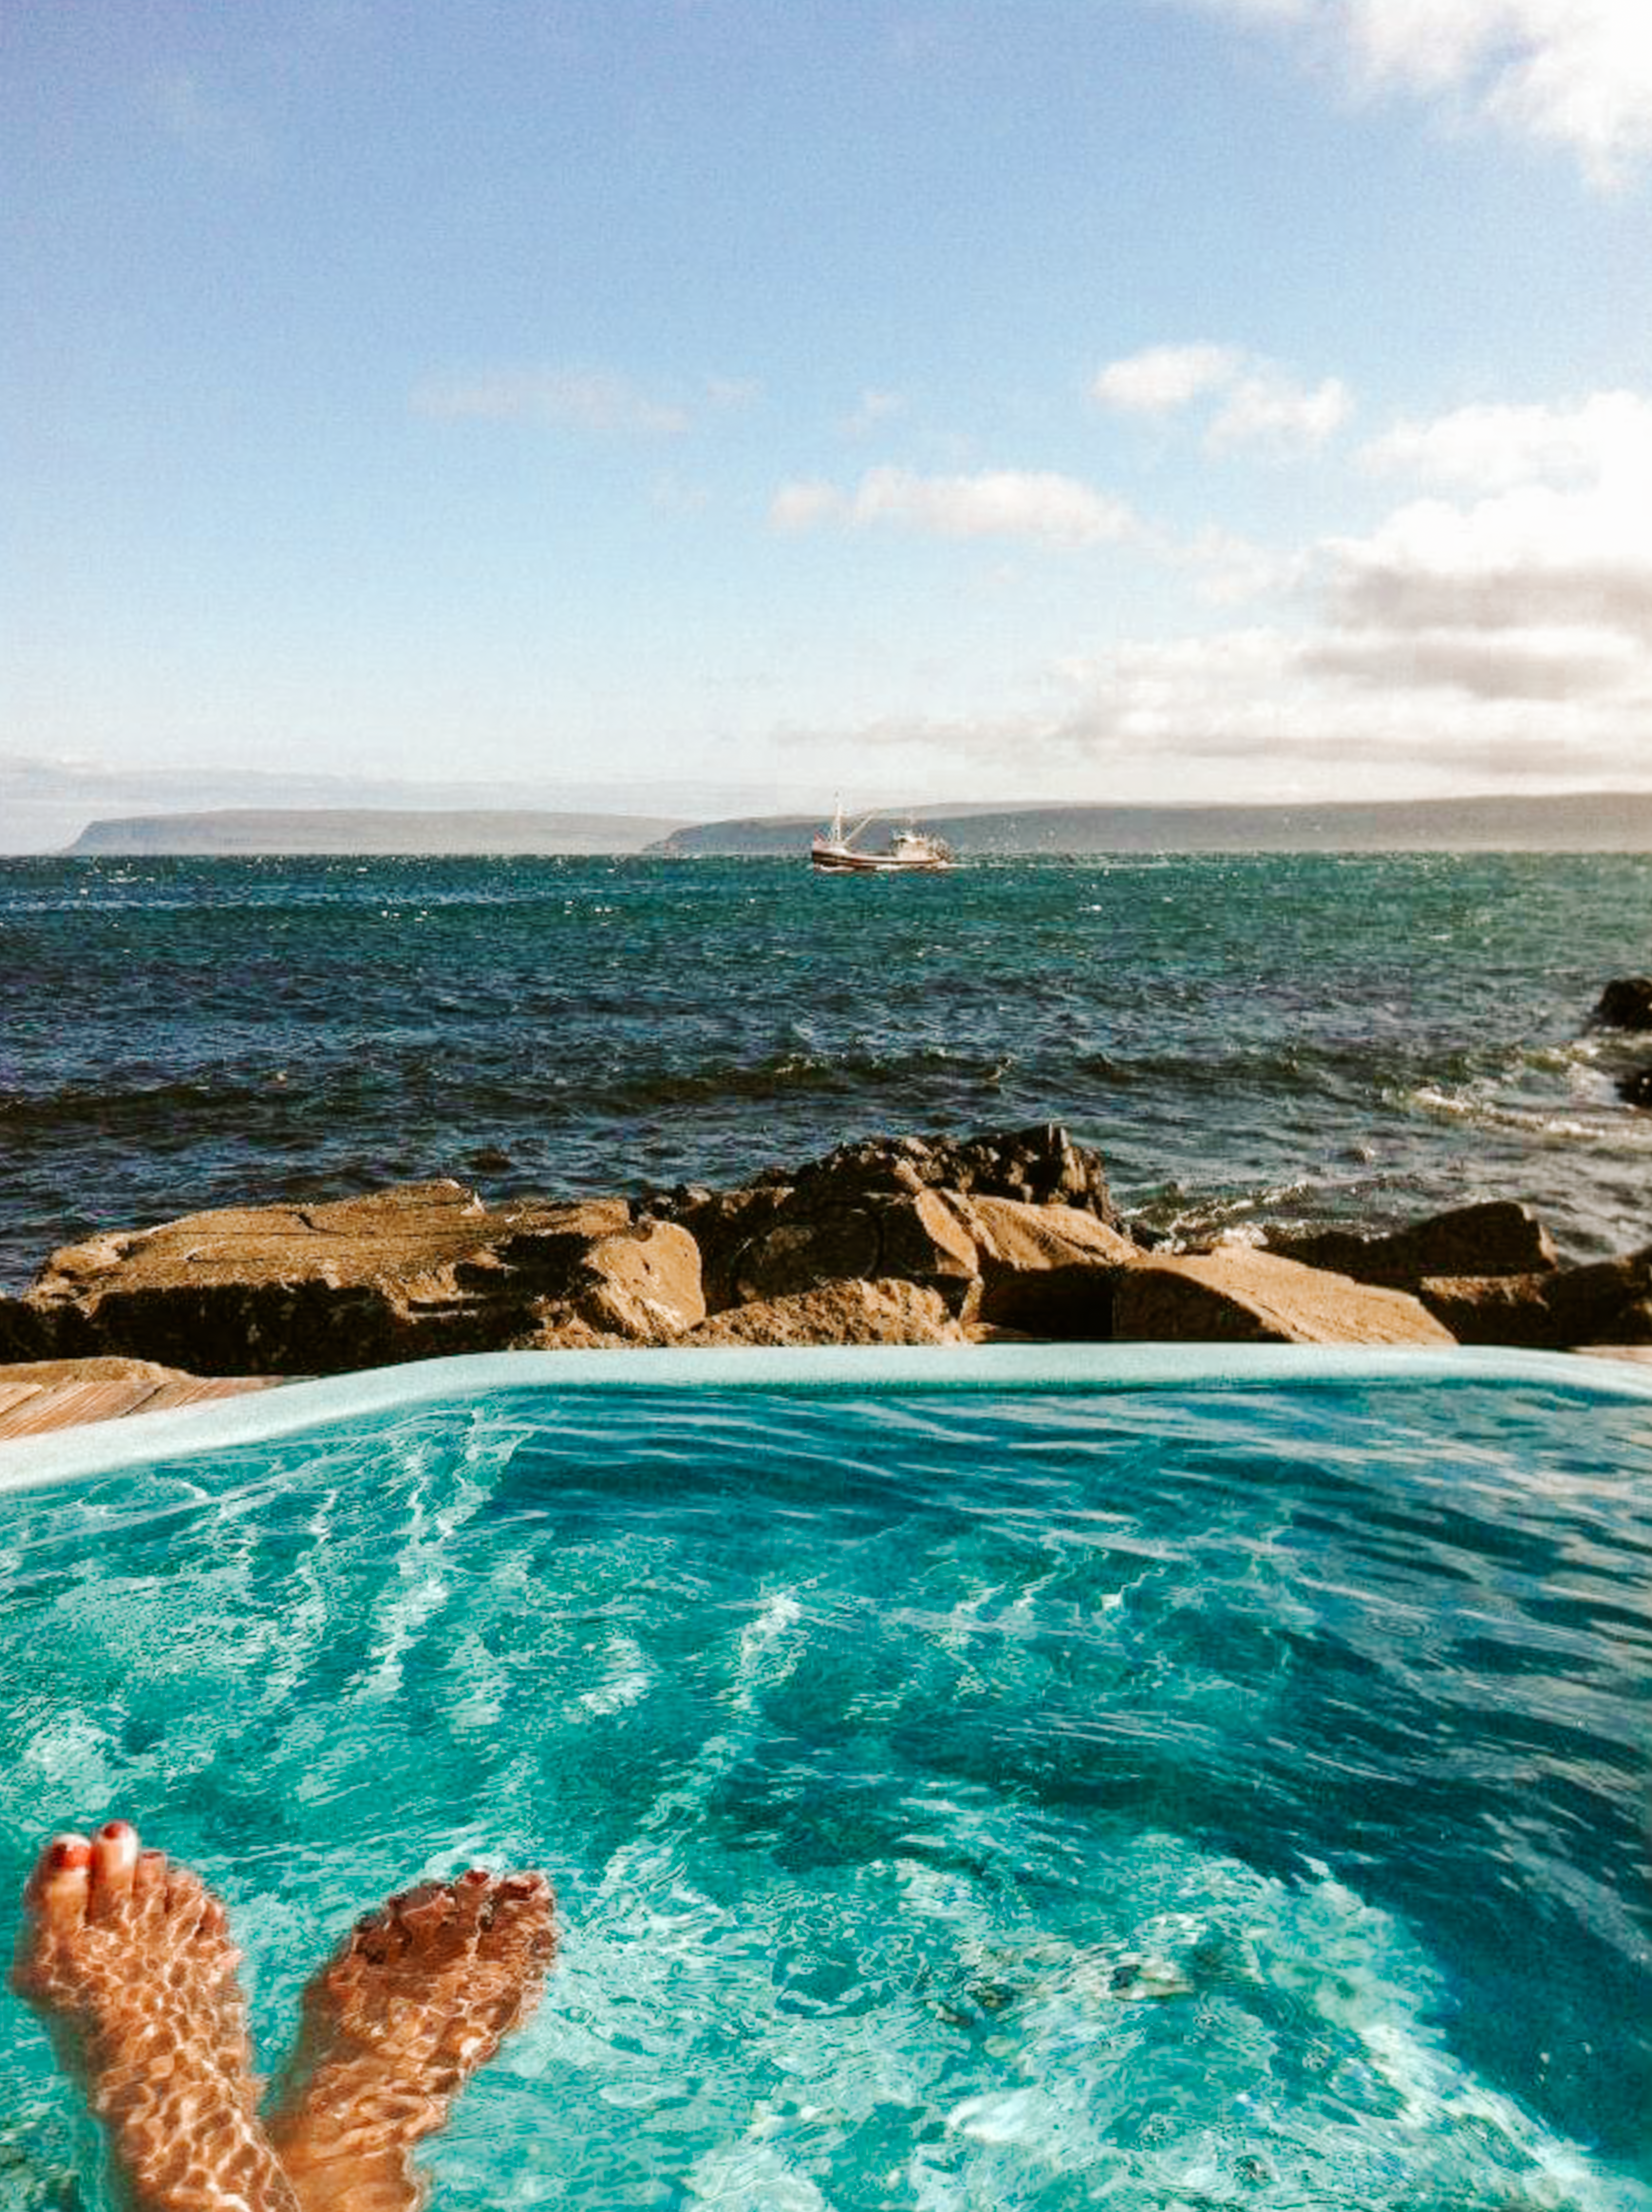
[59,790,1652,858]
[65,809,687,856]
[648,791,1652,856]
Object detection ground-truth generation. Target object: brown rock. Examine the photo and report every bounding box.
[1421,1246,1652,1348]
[958,1194,1137,1335]
[684,1184,982,1316]
[22,1180,648,1375]
[515,1219,705,1347]
[681,1278,966,1347]
[1111,1247,1457,1346]
[786,1124,1118,1219]
[0,1297,52,1363]
[660,1123,1118,1308]
[1594,978,1652,1030]
[1263,1201,1558,1290]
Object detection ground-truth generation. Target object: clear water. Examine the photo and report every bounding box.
[4,851,1652,1290]
[1,1377,1649,2209]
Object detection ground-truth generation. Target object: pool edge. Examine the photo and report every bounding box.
[2,1341,1650,1496]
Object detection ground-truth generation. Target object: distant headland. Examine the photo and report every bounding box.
[56,790,1652,856]
[63,808,687,857]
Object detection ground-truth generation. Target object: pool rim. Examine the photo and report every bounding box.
[2,1342,1650,1496]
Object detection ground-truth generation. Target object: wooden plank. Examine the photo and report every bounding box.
[140,1377,276,1412]
[0,1382,45,1421]
[0,1379,163,1438]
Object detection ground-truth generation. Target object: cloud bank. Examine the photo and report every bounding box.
[1094,343,1352,452]
[771,466,1136,547]
[774,374,1652,796]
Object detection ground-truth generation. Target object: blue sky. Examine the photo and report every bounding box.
[5,0,1652,841]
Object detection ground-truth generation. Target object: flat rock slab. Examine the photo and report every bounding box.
[22,1181,655,1375]
[1112,1248,1456,1346]
[1264,1201,1557,1290]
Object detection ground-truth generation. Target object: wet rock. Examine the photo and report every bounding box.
[657,1124,1117,1315]
[0,1297,52,1363]
[674,1182,982,1317]
[1263,1201,1558,1290]
[515,1219,704,1346]
[1617,1064,1652,1108]
[957,1195,1137,1335]
[21,1180,655,1375]
[1594,978,1652,1030]
[1111,1247,1457,1346]
[681,1277,966,1347]
[1420,1245,1652,1347]
[787,1124,1119,1220]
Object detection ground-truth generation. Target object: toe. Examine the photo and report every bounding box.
[480,1872,556,1968]
[25,1834,94,1930]
[393,1881,457,1942]
[88,1821,140,1921]
[449,1867,492,1931]
[131,1848,168,1910]
[163,1861,210,1937]
[350,1903,398,1966]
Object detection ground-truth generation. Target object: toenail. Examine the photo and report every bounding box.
[50,1840,92,1871]
[462,1867,490,1886]
[100,1820,132,1841]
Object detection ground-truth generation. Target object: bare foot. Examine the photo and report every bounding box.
[267,1868,555,2212]
[10,1822,298,2212]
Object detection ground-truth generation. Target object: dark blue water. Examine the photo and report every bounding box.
[2,853,1650,1290]
[0,1374,1648,2208]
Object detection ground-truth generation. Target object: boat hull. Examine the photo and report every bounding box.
[811,841,953,873]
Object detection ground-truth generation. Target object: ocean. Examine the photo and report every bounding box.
[1,851,1649,1293]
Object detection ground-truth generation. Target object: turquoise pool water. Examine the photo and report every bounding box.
[1,1350,1649,2210]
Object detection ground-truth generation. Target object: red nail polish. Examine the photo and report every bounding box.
[462,1867,490,1886]
[100,1821,129,1841]
[50,1840,92,1871]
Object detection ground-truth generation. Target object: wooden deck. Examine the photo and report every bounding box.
[0,1360,277,1443]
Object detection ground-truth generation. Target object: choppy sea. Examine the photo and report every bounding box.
[2,852,1649,1291]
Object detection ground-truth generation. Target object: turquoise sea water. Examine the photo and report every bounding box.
[2,852,1651,1287]
[1,1370,1648,2209]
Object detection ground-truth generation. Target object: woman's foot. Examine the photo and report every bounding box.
[266,1868,554,2212]
[10,1822,298,2212]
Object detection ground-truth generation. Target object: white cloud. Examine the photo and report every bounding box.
[1322,483,1652,636]
[1363,390,1652,489]
[1308,394,1652,702]
[1092,343,1244,414]
[1094,342,1352,453]
[777,379,1652,797]
[1183,0,1652,182]
[413,370,692,436]
[770,466,1135,548]
[1210,371,1353,450]
[800,622,1645,793]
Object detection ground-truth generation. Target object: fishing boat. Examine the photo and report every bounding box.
[810,803,955,873]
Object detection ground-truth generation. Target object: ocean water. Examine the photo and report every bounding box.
[0,1371,1647,2209]
[1,852,1650,1292]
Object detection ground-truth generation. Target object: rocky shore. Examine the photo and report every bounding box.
[2,1119,1648,1391]
[3,980,1648,1404]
